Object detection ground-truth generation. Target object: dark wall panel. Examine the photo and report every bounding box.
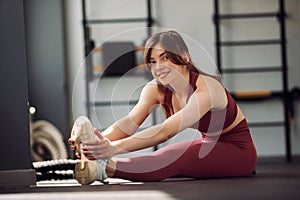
[25,0,69,142]
[0,0,31,170]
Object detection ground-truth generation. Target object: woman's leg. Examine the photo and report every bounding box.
[107,133,256,181]
[109,139,198,181]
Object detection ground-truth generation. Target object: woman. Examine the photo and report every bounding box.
[69,30,257,185]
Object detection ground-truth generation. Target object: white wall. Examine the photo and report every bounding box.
[64,0,300,158]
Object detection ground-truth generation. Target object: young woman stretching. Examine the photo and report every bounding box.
[69,30,257,185]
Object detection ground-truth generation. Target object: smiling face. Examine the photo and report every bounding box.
[144,31,199,87]
[148,44,189,86]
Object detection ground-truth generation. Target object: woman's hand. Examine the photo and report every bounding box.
[82,128,117,160]
[68,138,82,159]
[68,138,76,150]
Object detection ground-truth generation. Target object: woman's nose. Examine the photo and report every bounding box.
[155,62,164,70]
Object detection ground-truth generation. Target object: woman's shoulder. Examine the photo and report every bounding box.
[141,80,164,103]
[144,79,160,91]
[196,73,228,109]
[196,73,223,90]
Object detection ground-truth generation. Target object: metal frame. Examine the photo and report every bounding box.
[213,0,291,162]
[81,0,154,118]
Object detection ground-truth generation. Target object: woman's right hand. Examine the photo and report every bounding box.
[68,138,76,150]
[68,138,82,159]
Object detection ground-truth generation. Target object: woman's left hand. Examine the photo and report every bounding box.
[82,128,116,160]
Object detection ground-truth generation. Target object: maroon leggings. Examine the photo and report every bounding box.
[113,119,257,181]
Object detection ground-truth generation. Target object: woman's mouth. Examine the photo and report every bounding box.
[157,71,170,79]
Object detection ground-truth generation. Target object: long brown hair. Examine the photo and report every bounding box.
[144,30,199,72]
[143,30,220,117]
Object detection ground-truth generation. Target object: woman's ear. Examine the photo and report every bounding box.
[183,52,190,64]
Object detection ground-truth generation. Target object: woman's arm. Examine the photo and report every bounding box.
[110,75,229,155]
[101,81,162,142]
[110,88,213,155]
[83,76,228,159]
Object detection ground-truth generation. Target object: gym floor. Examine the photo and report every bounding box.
[0,157,299,200]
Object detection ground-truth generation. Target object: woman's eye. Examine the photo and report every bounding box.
[148,61,155,67]
[163,56,169,61]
